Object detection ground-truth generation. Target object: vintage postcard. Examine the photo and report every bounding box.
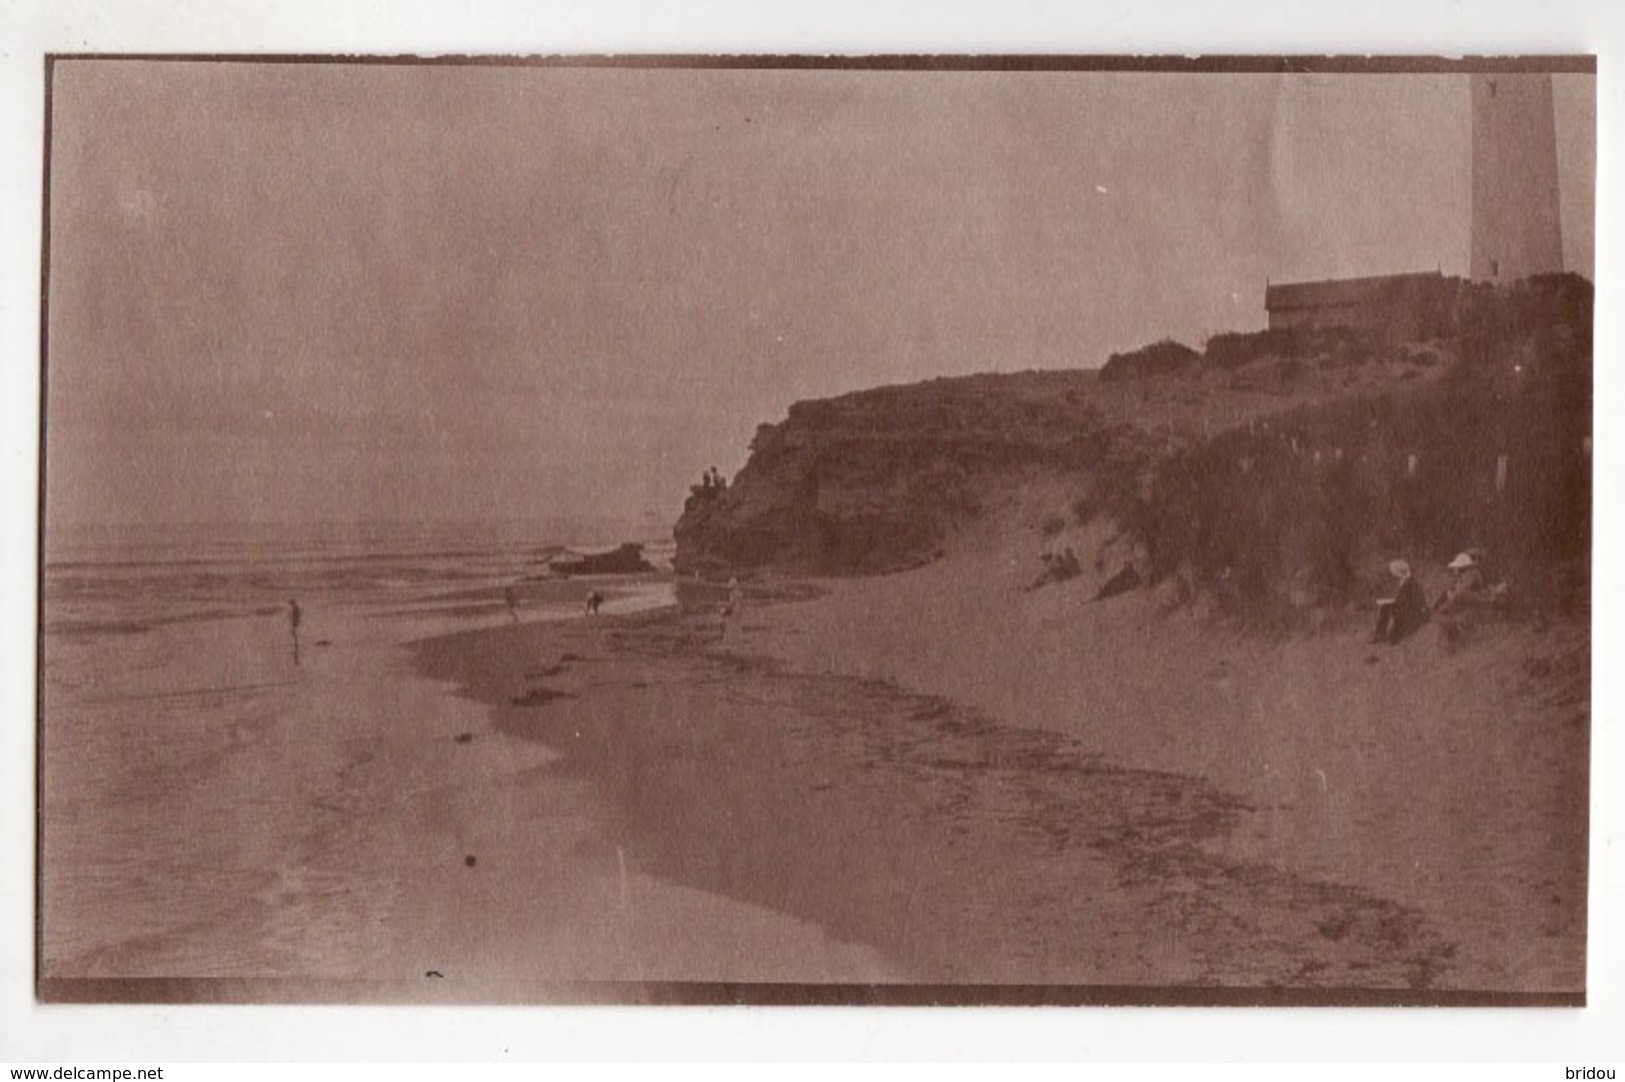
[37,56,1594,1005]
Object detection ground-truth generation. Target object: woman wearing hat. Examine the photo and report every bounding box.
[1371,559,1429,644]
[1434,549,1505,646]
[1435,550,1489,613]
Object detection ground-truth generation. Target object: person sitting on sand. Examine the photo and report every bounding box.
[1370,559,1428,645]
[1434,550,1493,613]
[1434,549,1507,646]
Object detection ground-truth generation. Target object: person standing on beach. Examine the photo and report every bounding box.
[288,598,302,667]
[505,585,520,623]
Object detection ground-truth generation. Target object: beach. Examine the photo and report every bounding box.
[408,559,1587,995]
[40,522,1586,999]
[738,548,1589,994]
[39,534,895,996]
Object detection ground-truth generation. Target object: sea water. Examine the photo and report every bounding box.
[39,521,675,980]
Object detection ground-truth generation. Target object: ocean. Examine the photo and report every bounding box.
[39,521,675,980]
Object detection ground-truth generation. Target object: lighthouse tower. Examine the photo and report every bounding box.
[1470,73,1564,282]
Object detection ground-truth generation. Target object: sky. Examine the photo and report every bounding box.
[43,62,1595,535]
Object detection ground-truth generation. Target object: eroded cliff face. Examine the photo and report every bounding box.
[669,351,1420,578]
[673,371,1140,576]
[674,275,1592,589]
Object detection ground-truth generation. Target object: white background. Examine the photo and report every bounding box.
[1,0,1621,1064]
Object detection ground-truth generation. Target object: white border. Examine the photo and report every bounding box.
[2,0,1620,1063]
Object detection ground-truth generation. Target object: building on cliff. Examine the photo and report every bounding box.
[1264,72,1564,338]
[1264,271,1457,339]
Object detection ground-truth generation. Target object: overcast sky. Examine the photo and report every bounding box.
[44,62,1594,534]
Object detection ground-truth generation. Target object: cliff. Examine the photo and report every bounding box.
[675,371,1138,575]
[675,274,1591,619]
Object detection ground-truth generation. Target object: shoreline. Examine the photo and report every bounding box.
[42,570,898,989]
[408,582,1510,991]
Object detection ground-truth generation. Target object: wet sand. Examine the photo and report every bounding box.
[43,575,894,996]
[408,576,1576,994]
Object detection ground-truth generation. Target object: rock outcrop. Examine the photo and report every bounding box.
[550,543,655,576]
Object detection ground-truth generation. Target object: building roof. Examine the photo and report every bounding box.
[1265,270,1444,312]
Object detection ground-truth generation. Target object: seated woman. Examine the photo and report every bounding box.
[1434,550,1506,645]
[1371,559,1428,644]
[1435,550,1492,612]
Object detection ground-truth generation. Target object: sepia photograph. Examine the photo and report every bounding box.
[35,54,1595,1008]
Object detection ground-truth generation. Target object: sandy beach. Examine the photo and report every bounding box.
[41,528,1585,1002]
[40,556,898,998]
[408,556,1587,996]
[745,549,1588,994]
